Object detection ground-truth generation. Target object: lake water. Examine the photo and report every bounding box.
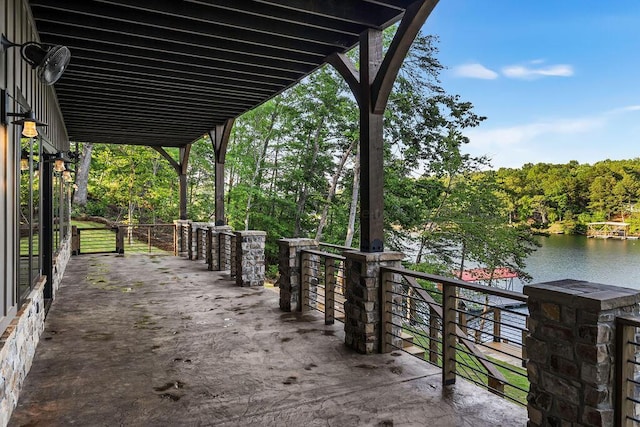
[516,235,640,292]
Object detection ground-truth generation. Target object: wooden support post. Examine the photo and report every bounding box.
[358,29,384,252]
[327,1,439,253]
[325,258,336,325]
[187,226,193,260]
[147,227,151,253]
[493,308,502,342]
[442,284,457,385]
[210,119,235,226]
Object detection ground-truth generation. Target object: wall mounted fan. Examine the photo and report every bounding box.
[1,34,71,85]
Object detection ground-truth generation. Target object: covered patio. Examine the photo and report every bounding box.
[10,253,526,426]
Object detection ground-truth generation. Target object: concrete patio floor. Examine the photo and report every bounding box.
[10,254,527,426]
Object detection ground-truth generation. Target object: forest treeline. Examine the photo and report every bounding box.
[495,159,640,234]
[71,29,639,281]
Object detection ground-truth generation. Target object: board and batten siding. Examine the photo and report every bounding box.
[0,0,69,336]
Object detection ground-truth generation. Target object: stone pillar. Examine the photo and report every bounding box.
[525,280,640,427]
[208,225,232,271]
[235,231,266,287]
[173,220,192,257]
[343,250,404,354]
[189,222,210,261]
[277,239,318,312]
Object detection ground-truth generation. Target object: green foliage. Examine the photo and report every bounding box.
[495,158,640,231]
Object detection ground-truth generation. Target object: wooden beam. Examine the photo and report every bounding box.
[327,53,361,104]
[372,0,439,114]
[179,144,192,175]
[214,118,235,164]
[152,146,180,172]
[210,119,235,225]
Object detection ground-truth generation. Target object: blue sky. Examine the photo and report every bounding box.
[424,1,640,169]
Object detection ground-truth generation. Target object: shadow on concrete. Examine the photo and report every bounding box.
[10,254,527,426]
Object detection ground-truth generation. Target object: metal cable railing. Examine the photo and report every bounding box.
[72,224,176,255]
[616,316,640,426]
[300,249,346,324]
[381,266,529,406]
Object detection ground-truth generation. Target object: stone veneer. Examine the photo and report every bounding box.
[0,237,71,426]
[342,250,404,354]
[525,279,640,427]
[277,239,318,312]
[234,231,266,287]
[174,220,192,257]
[207,225,233,271]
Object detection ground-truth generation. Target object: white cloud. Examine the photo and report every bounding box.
[502,63,574,79]
[608,105,640,114]
[452,63,499,80]
[466,117,604,150]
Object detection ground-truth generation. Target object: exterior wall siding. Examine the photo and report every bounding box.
[0,0,71,424]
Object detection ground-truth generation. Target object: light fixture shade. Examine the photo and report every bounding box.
[22,120,38,137]
[54,158,65,172]
[62,170,72,182]
[20,158,29,171]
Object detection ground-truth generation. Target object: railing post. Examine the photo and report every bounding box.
[147,227,152,253]
[206,228,213,270]
[380,268,402,354]
[116,226,124,254]
[71,225,79,255]
[187,225,193,260]
[173,224,178,256]
[230,234,237,278]
[325,258,336,325]
[616,318,638,427]
[442,283,457,385]
[493,307,501,342]
[300,251,310,312]
[525,280,640,427]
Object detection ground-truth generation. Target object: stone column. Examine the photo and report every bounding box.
[189,222,210,261]
[208,225,232,271]
[173,220,192,257]
[525,280,640,427]
[235,231,266,287]
[343,250,404,354]
[277,239,318,312]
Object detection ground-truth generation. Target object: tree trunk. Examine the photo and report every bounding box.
[244,109,278,230]
[344,148,360,248]
[294,119,323,237]
[72,142,93,206]
[416,175,455,264]
[315,139,355,241]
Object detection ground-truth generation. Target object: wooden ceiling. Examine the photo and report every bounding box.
[28,0,417,147]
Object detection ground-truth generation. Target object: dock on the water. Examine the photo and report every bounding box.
[586,221,630,239]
